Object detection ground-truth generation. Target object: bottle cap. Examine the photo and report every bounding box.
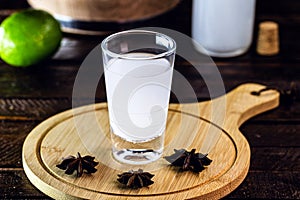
[256,21,279,56]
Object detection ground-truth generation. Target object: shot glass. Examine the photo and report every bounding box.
[101,30,176,165]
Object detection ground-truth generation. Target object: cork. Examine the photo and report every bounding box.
[256,21,279,56]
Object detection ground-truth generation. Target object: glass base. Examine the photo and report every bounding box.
[111,131,164,165]
[195,45,249,58]
[112,148,163,165]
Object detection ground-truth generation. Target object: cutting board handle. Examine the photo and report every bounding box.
[224,83,280,128]
[175,83,279,133]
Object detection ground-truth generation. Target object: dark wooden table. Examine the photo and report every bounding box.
[1,0,299,199]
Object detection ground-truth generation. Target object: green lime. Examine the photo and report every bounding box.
[0,9,62,67]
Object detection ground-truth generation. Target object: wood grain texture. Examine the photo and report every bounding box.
[241,124,300,147]
[2,123,300,169]
[0,121,38,168]
[228,171,300,199]
[0,169,49,199]
[28,0,180,34]
[22,83,279,199]
[1,0,300,199]
[250,147,300,171]
[1,169,299,200]
[28,0,180,21]
[0,98,71,120]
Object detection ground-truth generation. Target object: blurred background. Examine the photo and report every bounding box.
[0,1,299,199]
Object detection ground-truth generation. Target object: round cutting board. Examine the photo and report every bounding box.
[22,83,279,199]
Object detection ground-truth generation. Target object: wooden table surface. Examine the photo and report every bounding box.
[0,0,299,199]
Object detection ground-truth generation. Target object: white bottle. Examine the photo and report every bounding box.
[192,0,256,57]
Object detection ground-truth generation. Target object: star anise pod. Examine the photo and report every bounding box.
[164,149,212,173]
[56,152,99,177]
[117,169,154,189]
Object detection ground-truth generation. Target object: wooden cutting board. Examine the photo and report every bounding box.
[22,83,279,199]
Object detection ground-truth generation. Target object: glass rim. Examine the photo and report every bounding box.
[101,30,176,60]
